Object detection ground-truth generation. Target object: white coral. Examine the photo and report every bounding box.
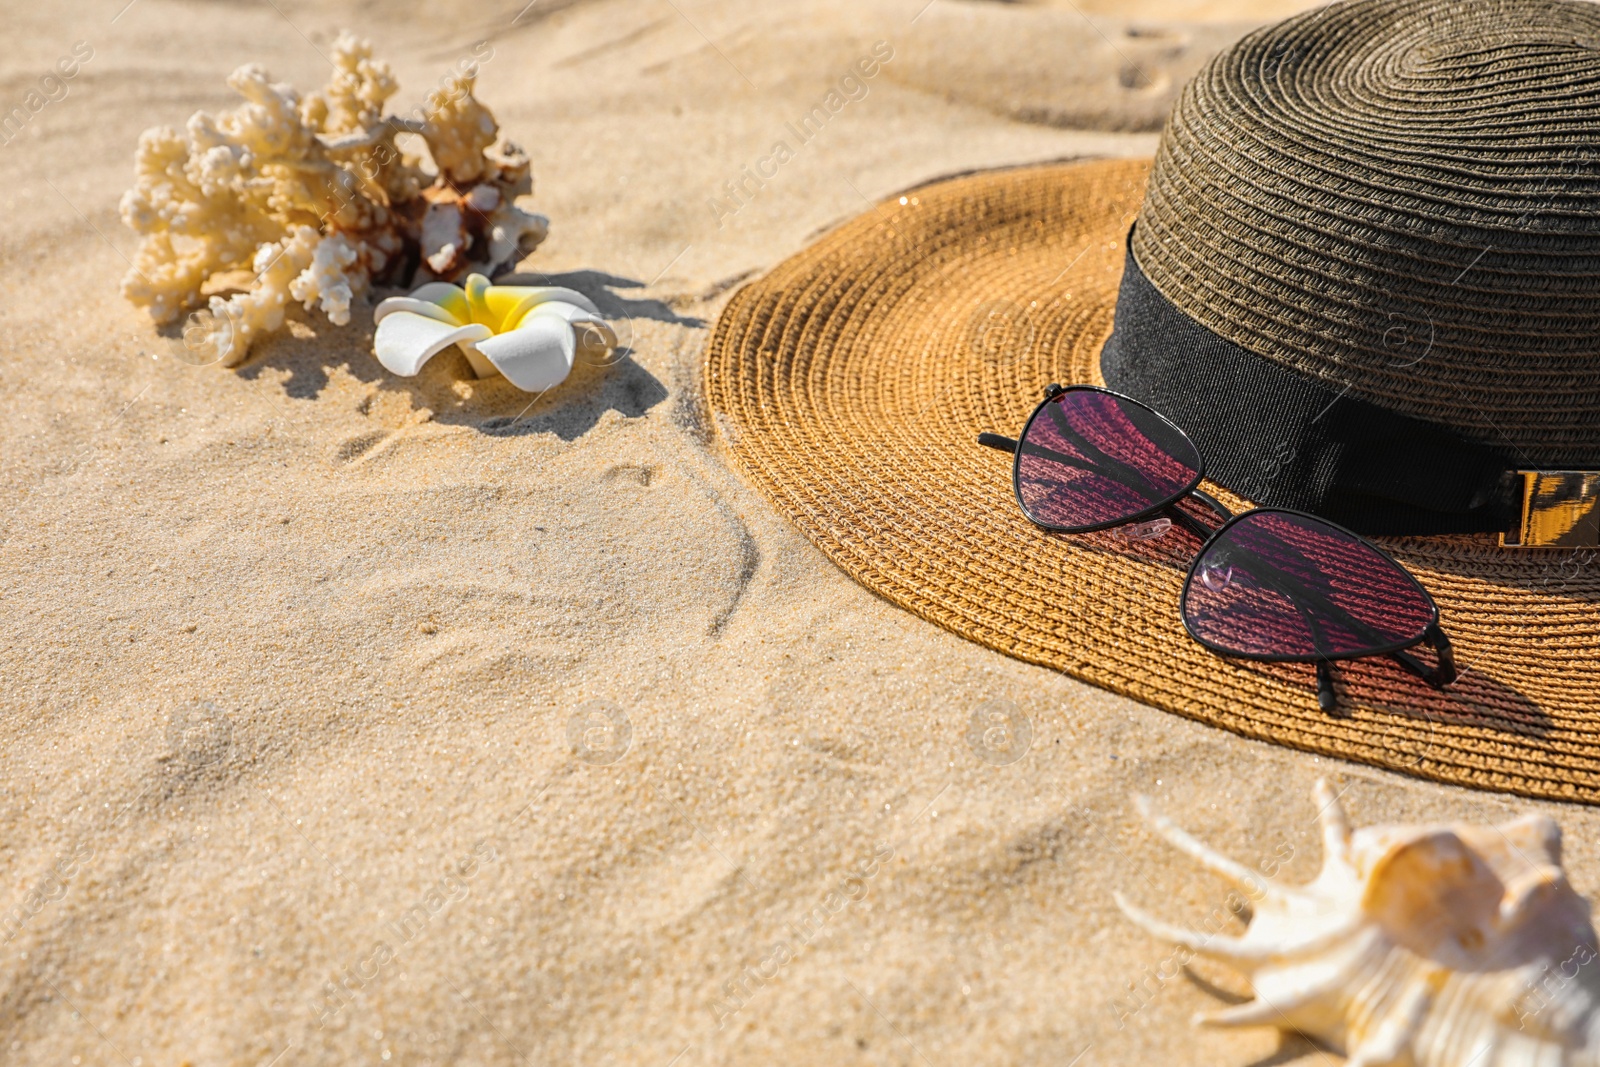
[290,231,361,326]
[307,31,397,134]
[418,72,498,184]
[488,201,551,271]
[120,32,551,368]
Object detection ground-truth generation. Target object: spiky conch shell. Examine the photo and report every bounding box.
[1117,780,1600,1066]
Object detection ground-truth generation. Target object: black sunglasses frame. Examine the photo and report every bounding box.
[981,384,1458,711]
[1002,384,1206,535]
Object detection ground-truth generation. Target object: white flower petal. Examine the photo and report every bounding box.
[409,282,469,304]
[374,312,492,377]
[499,286,599,313]
[494,286,602,327]
[374,296,462,326]
[521,301,618,352]
[405,282,472,323]
[475,315,576,392]
[518,300,587,322]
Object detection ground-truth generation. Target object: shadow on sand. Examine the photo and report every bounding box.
[210,268,698,440]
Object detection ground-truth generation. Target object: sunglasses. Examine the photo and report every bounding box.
[979,385,1457,712]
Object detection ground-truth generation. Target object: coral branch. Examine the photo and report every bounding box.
[119,31,549,367]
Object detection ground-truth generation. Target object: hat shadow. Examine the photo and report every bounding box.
[226,268,685,439]
[1042,519,1551,740]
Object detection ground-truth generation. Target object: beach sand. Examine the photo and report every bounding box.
[3,1,1589,1064]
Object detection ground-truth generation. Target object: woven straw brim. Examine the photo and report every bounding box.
[705,159,1600,804]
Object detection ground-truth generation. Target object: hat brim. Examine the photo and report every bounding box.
[704,158,1600,804]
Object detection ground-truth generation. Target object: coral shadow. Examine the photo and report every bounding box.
[233,323,384,402]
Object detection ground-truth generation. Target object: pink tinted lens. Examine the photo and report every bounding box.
[1016,389,1202,530]
[1182,510,1436,660]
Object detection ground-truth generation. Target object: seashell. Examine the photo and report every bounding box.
[372,272,616,392]
[1117,780,1600,1066]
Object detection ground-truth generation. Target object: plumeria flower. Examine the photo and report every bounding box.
[372,273,617,392]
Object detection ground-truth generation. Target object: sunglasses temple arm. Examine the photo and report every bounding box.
[978,433,1018,454]
[1387,624,1458,689]
[1316,661,1338,714]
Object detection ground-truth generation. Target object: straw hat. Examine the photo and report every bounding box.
[704,0,1600,802]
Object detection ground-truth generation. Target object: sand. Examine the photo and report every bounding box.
[4,0,1593,1064]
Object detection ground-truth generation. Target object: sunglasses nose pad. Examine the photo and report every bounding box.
[1118,517,1173,542]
